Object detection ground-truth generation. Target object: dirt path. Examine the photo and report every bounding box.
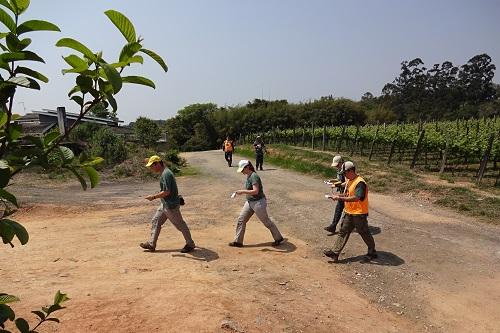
[3,150,500,332]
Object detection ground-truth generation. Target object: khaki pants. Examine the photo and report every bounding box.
[149,205,195,248]
[332,213,375,255]
[234,198,282,244]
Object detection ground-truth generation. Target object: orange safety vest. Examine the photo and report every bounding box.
[344,176,369,215]
[224,140,233,152]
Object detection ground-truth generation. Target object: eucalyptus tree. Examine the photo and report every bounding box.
[0,1,167,331]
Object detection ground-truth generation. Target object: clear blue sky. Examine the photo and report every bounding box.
[12,0,500,123]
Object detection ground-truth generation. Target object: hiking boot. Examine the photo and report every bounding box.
[180,244,195,253]
[323,225,337,233]
[140,242,155,252]
[228,241,243,247]
[323,250,339,262]
[272,237,284,246]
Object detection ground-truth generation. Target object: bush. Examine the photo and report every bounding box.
[90,128,127,165]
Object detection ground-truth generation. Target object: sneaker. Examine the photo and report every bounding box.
[228,242,243,247]
[323,225,337,233]
[180,244,195,253]
[323,250,339,262]
[140,242,155,252]
[272,237,284,246]
[365,251,378,260]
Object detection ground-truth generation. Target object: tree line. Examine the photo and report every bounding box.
[151,53,498,151]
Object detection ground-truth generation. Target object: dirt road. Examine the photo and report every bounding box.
[3,150,500,332]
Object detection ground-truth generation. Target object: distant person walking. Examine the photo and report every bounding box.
[323,161,377,262]
[229,159,284,247]
[324,155,346,234]
[222,136,235,167]
[253,136,266,171]
[140,155,196,253]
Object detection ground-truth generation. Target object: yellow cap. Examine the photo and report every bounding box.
[145,155,162,167]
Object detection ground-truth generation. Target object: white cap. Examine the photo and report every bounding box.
[331,155,343,167]
[237,159,250,173]
[339,161,355,174]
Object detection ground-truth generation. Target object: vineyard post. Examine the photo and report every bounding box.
[411,130,426,169]
[477,133,495,184]
[369,123,380,161]
[302,125,306,147]
[336,126,345,153]
[387,130,398,165]
[350,125,360,156]
[439,130,449,174]
[322,125,326,151]
[311,122,315,150]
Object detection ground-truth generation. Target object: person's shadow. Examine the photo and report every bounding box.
[328,251,404,266]
[155,247,220,262]
[240,239,297,253]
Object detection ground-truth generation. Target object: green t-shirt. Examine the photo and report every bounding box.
[245,172,265,201]
[160,168,179,209]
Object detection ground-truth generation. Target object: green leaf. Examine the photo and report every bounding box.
[119,42,141,62]
[58,146,74,162]
[53,291,69,305]
[17,19,60,35]
[76,74,93,93]
[104,10,136,43]
[0,219,15,243]
[0,188,18,207]
[100,63,122,94]
[140,48,168,72]
[1,219,28,245]
[56,38,96,62]
[111,55,143,69]
[64,166,87,190]
[0,303,15,322]
[0,295,19,305]
[4,34,31,52]
[7,123,22,141]
[63,54,88,69]
[10,0,30,15]
[122,76,155,89]
[70,95,83,106]
[15,318,30,333]
[15,66,48,83]
[67,85,81,97]
[31,310,45,321]
[0,162,10,188]
[43,131,59,146]
[0,110,7,127]
[0,51,45,63]
[46,318,60,323]
[0,7,15,32]
[83,166,99,188]
[105,92,117,111]
[62,67,93,75]
[8,76,40,89]
[0,1,14,13]
[0,32,7,39]
[81,156,104,166]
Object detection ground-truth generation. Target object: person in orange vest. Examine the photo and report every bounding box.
[222,136,235,167]
[323,161,377,262]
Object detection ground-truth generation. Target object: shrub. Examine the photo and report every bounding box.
[90,128,127,165]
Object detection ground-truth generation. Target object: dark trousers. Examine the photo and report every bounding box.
[224,152,232,166]
[256,154,264,170]
[328,200,345,230]
[332,214,376,256]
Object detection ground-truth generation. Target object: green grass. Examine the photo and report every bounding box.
[237,144,500,224]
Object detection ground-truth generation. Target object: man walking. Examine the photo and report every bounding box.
[140,155,196,253]
[323,161,377,262]
[324,155,345,234]
[253,136,266,171]
[222,136,235,167]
